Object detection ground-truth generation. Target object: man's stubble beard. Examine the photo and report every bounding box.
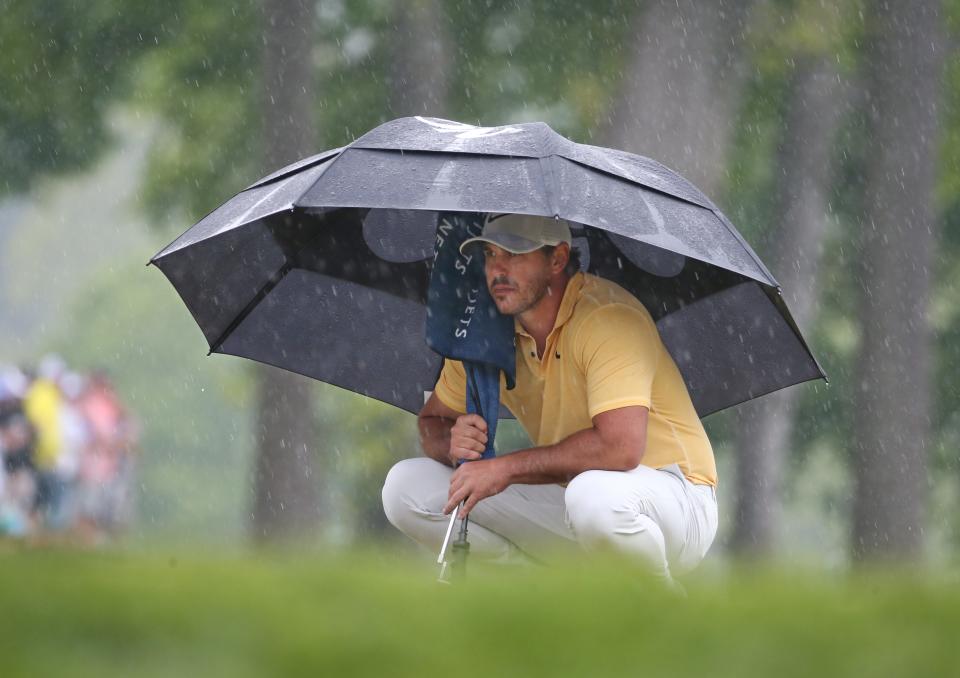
[493,270,551,316]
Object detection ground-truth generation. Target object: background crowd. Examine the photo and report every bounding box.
[0,355,139,543]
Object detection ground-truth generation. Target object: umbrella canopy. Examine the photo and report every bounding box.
[149,116,826,418]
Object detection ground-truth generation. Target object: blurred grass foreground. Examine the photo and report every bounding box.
[1,549,957,678]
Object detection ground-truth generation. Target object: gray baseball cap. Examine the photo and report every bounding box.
[460,213,572,255]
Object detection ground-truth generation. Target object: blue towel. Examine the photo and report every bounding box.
[425,212,516,459]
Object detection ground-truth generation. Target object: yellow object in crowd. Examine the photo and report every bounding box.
[23,378,63,471]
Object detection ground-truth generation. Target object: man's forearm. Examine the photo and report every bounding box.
[499,427,642,485]
[418,415,455,467]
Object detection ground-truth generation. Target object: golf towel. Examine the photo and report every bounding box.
[426,212,516,459]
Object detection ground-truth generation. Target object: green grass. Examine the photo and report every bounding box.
[0,547,957,678]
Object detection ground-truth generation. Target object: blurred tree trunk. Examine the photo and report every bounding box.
[602,0,755,198]
[348,0,453,538]
[601,1,757,550]
[731,58,846,556]
[388,0,453,118]
[851,0,946,561]
[250,0,321,544]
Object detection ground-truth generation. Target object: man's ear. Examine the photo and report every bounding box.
[552,242,571,273]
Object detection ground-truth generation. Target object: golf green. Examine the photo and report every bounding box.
[0,549,956,677]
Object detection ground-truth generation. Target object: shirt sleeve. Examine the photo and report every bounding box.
[433,358,468,414]
[576,303,660,418]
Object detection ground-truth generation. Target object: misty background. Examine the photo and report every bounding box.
[1,0,957,567]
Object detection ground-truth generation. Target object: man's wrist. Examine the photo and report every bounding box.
[496,453,518,485]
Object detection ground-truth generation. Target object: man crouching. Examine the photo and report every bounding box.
[382,213,718,581]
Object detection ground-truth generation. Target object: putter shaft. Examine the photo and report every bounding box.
[437,501,462,564]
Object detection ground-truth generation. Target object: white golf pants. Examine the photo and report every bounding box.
[381,457,718,577]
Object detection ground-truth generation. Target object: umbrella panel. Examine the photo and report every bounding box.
[157,158,336,260]
[553,156,769,283]
[219,270,441,415]
[288,209,429,305]
[351,117,712,210]
[658,281,824,416]
[585,228,746,321]
[155,224,290,350]
[300,148,553,215]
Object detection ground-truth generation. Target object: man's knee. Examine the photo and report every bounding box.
[564,470,656,542]
[381,457,447,530]
[381,458,420,528]
[564,470,669,571]
[564,471,621,540]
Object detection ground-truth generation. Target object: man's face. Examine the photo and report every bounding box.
[482,243,552,316]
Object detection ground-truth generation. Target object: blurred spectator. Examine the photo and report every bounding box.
[1,365,35,536]
[76,370,138,541]
[57,372,88,529]
[23,355,68,530]
[0,358,139,544]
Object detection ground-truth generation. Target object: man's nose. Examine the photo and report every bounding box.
[486,257,507,277]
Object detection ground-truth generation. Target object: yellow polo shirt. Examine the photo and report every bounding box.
[434,272,717,486]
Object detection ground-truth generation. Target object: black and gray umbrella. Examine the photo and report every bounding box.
[149,116,826,418]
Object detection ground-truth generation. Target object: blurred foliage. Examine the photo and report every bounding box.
[0,0,185,193]
[135,0,637,223]
[936,0,960,499]
[442,0,634,138]
[1,550,959,677]
[136,1,260,224]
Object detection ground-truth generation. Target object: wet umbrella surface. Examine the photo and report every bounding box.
[149,116,826,417]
